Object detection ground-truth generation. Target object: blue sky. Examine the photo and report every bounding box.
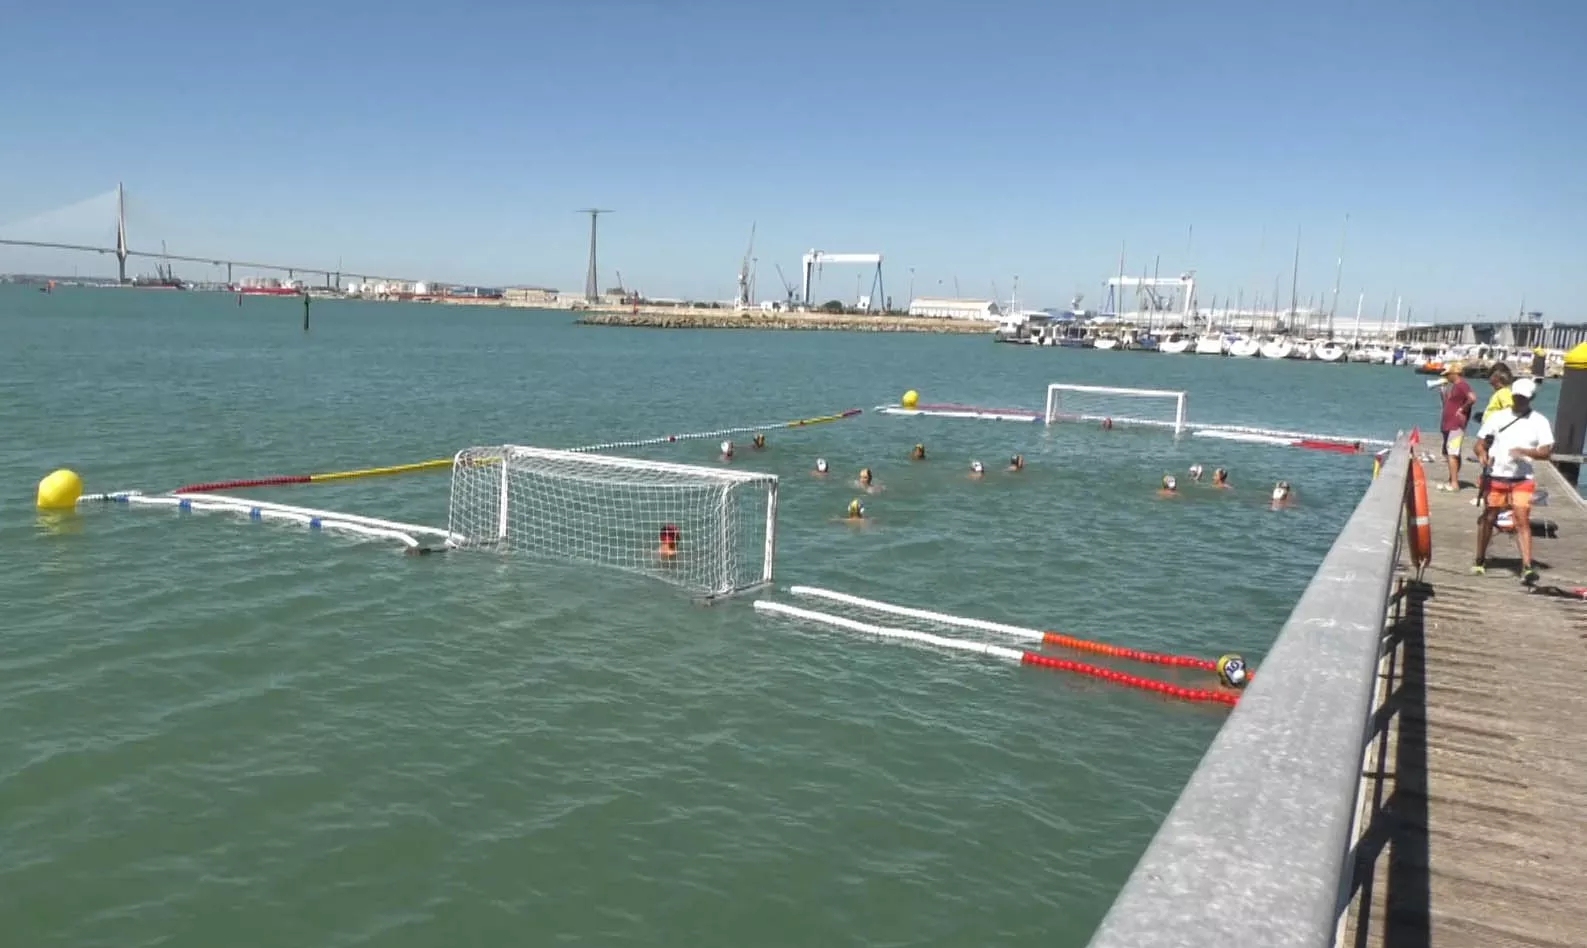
[2,0,1582,321]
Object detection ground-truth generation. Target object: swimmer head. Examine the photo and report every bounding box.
[971,460,984,475]
[859,467,872,485]
[720,440,734,457]
[659,523,680,543]
[815,458,828,474]
[1162,474,1177,491]
[1189,463,1204,481]
[911,443,926,460]
[1213,467,1228,485]
[1272,480,1291,501]
[752,433,766,449]
[1009,454,1024,470]
[847,498,865,519]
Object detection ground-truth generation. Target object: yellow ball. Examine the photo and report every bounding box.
[901,390,919,409]
[37,468,84,510]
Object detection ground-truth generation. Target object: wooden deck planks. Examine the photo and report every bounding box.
[1344,460,1587,948]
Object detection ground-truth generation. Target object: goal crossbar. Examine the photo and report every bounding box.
[480,445,779,485]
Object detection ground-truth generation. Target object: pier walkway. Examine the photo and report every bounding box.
[1086,441,1587,948]
[1345,459,1587,948]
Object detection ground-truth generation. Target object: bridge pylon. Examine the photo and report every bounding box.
[115,181,128,284]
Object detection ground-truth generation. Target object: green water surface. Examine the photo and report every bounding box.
[1,287,1454,946]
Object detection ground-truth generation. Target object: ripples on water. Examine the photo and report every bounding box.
[0,290,1436,946]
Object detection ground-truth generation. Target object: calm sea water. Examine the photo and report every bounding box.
[0,286,1464,946]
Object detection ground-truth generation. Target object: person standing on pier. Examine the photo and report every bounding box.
[1473,377,1553,584]
[1472,363,1515,509]
[1482,363,1515,421]
[1438,363,1476,492]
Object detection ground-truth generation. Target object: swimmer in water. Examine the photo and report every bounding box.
[720,440,735,462]
[911,443,926,460]
[813,457,829,476]
[1270,480,1294,509]
[968,459,985,479]
[1101,418,1114,431]
[752,433,766,450]
[1189,463,1204,482]
[856,467,879,491]
[1008,454,1024,472]
[1212,467,1229,489]
[658,523,680,559]
[845,498,865,521]
[1159,474,1179,498]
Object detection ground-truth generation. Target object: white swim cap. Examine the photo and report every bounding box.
[1271,487,1285,500]
[721,440,733,454]
[1164,475,1177,490]
[971,460,984,473]
[1189,464,1203,478]
[816,458,828,472]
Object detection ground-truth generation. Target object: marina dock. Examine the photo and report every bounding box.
[1085,443,1587,948]
[1345,459,1587,947]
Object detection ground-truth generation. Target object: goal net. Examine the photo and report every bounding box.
[446,445,779,599]
[1044,383,1188,435]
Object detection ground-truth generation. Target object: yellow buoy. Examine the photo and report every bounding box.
[901,389,919,409]
[37,469,84,510]
[1565,342,1587,372]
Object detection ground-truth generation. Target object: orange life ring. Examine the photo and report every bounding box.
[1406,459,1432,566]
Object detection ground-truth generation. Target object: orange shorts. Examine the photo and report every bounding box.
[1486,477,1535,510]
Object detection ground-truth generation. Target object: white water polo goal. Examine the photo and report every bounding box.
[1044,383,1188,436]
[446,445,779,599]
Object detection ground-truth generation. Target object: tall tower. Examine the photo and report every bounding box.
[578,208,612,302]
[115,181,129,284]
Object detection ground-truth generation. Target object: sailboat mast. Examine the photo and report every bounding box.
[1116,242,1126,320]
[1289,225,1301,327]
[1353,291,1364,341]
[1329,213,1349,338]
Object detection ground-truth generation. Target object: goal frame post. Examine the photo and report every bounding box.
[448,444,780,599]
[1043,383,1188,436]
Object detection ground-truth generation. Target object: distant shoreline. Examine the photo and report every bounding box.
[574,307,993,335]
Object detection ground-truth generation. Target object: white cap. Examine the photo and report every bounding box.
[1512,377,1538,399]
[816,458,828,471]
[721,440,733,453]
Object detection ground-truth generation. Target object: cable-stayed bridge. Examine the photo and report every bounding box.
[0,184,425,286]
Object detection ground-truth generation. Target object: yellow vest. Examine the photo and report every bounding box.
[1486,387,1513,417]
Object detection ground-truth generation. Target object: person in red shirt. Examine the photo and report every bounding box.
[1438,363,1476,491]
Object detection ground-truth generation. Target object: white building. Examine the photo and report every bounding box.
[907,297,1003,321]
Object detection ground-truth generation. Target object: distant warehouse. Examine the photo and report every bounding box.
[907,297,1003,321]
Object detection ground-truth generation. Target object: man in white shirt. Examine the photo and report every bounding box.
[1472,377,1553,583]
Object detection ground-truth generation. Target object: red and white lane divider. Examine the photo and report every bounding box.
[755,590,1246,707]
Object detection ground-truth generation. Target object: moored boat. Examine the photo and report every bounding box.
[1227,335,1261,358]
[1259,336,1295,359]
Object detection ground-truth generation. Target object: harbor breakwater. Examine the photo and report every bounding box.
[577,307,993,334]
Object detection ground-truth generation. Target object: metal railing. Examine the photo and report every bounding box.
[1086,434,1412,948]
